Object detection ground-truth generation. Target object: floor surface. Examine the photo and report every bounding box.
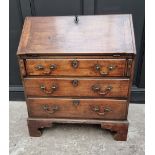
[9,102,145,155]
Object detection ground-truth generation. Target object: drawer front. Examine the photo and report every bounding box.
[25,59,126,77]
[27,98,127,119]
[24,78,129,97]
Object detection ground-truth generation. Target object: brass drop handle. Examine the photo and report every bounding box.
[71,59,79,68]
[50,64,57,70]
[100,72,108,76]
[92,85,113,96]
[95,64,116,76]
[42,104,59,114]
[40,84,58,94]
[35,64,44,70]
[99,86,112,95]
[90,105,111,116]
[35,64,57,74]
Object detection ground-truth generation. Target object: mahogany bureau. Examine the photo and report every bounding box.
[17,15,136,141]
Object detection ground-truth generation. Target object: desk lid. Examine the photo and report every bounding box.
[17,15,136,56]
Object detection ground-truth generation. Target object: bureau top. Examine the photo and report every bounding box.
[17,14,136,56]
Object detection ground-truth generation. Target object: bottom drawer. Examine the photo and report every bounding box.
[27,98,127,120]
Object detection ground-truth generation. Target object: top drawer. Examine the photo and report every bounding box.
[25,59,127,77]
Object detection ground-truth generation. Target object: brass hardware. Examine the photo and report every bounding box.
[74,15,79,24]
[43,70,51,74]
[72,100,80,106]
[92,84,101,92]
[92,85,113,96]
[35,64,44,70]
[90,105,111,116]
[108,64,116,71]
[50,64,57,70]
[100,72,108,76]
[35,64,49,74]
[42,104,59,114]
[51,85,57,90]
[40,85,45,90]
[72,80,78,87]
[42,104,49,110]
[40,84,58,94]
[71,59,79,68]
[35,64,56,74]
[94,64,116,76]
[104,107,111,112]
[51,105,59,111]
[93,106,99,112]
[99,85,112,95]
[95,64,101,71]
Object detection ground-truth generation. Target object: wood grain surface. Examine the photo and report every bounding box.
[26,58,126,76]
[24,78,129,97]
[27,98,127,119]
[17,15,136,140]
[17,15,136,55]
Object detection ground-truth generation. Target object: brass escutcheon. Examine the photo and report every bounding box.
[72,80,78,87]
[71,59,79,68]
[72,100,80,106]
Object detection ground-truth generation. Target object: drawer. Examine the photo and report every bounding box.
[25,59,126,77]
[27,98,127,120]
[24,78,129,98]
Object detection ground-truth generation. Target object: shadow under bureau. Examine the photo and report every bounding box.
[17,15,136,141]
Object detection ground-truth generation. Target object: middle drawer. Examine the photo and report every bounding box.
[24,78,129,98]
